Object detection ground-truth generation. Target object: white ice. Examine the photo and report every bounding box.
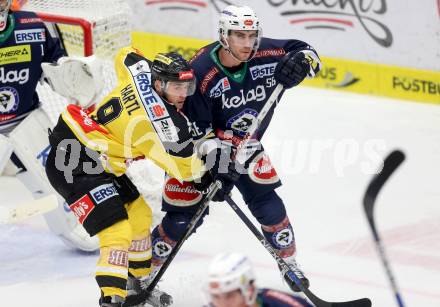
[1,87,439,307]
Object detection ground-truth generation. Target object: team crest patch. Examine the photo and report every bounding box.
[273,227,294,248]
[163,177,202,206]
[0,87,19,114]
[153,238,173,259]
[226,108,258,137]
[248,152,279,184]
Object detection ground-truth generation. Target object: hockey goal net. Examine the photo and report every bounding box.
[17,0,164,222]
[18,0,132,124]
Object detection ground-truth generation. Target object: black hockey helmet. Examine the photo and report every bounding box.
[151,52,196,97]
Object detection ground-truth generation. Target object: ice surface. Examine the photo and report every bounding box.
[1,87,439,306]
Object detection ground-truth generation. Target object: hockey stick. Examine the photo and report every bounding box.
[122,181,222,307]
[224,194,372,307]
[123,84,285,307]
[363,150,406,307]
[0,194,58,224]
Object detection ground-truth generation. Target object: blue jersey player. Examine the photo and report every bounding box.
[150,5,322,290]
[204,253,313,307]
[0,0,98,252]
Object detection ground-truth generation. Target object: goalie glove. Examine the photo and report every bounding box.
[41,55,105,109]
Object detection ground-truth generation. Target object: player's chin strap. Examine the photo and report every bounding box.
[122,84,284,307]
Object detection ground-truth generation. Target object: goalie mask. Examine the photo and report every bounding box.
[204,253,257,306]
[41,55,105,109]
[0,0,12,31]
[151,52,196,100]
[218,5,262,62]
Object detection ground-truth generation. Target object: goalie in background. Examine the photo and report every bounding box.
[0,0,98,251]
[204,252,313,307]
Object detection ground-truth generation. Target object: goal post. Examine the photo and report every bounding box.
[13,0,132,123]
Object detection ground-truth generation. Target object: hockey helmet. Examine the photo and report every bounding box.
[151,52,196,98]
[218,5,261,61]
[0,0,12,31]
[205,253,257,306]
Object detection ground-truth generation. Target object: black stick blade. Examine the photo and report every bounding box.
[363,149,405,218]
[332,298,372,307]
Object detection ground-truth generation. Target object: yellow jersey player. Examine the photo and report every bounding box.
[44,48,207,307]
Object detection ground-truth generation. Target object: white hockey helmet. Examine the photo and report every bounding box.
[0,0,12,31]
[218,5,261,61]
[205,253,257,306]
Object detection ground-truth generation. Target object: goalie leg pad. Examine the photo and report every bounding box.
[0,134,13,175]
[9,109,99,251]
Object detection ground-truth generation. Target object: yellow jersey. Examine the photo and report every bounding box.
[59,47,205,181]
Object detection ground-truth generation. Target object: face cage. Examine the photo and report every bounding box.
[160,79,196,98]
[220,28,262,63]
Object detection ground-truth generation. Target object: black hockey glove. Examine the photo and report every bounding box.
[210,162,240,202]
[193,142,240,202]
[274,51,310,89]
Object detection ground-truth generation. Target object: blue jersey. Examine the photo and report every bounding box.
[184,38,318,140]
[256,288,313,307]
[0,10,65,134]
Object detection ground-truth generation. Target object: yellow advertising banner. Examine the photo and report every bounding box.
[132,32,210,61]
[303,57,440,104]
[132,32,440,105]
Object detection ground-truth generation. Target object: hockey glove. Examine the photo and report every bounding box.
[194,141,240,202]
[274,51,310,89]
[210,162,240,202]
